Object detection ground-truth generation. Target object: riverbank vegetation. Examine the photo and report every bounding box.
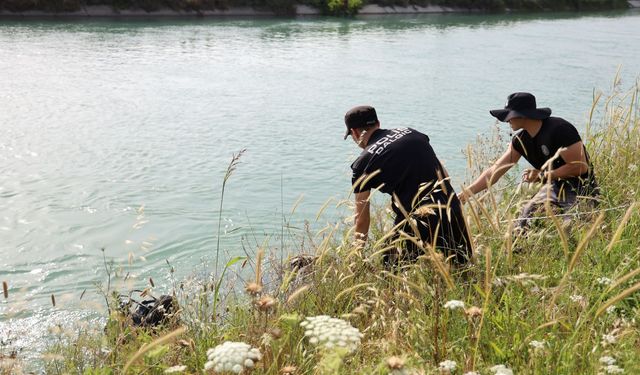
[0,0,631,16]
[2,79,639,375]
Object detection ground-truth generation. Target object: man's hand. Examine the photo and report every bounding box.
[457,190,469,204]
[521,168,541,183]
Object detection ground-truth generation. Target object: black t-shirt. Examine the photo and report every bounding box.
[351,127,452,219]
[511,116,597,194]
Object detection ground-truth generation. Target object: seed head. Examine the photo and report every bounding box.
[245,282,263,295]
[256,295,276,312]
[280,365,297,374]
[386,356,405,370]
[465,306,482,318]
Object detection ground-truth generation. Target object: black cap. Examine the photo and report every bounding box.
[490,92,551,122]
[344,106,379,140]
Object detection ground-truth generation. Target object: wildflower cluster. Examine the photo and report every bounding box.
[204,341,262,374]
[599,356,624,374]
[300,315,363,351]
[529,340,546,350]
[570,294,585,303]
[443,300,465,310]
[601,333,617,345]
[164,365,187,373]
[490,364,514,375]
[439,359,457,372]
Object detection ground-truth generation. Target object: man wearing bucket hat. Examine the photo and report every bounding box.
[458,92,599,231]
[344,105,472,265]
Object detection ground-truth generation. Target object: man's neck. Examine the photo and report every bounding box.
[523,119,543,137]
[359,127,380,148]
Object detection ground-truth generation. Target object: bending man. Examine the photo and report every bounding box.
[344,105,472,265]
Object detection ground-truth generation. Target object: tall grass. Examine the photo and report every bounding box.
[27,81,640,375]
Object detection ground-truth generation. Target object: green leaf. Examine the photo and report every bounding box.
[489,341,505,357]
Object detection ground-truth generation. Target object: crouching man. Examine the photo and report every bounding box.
[458,92,599,231]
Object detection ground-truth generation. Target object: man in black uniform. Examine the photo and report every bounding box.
[344,105,472,265]
[458,92,599,231]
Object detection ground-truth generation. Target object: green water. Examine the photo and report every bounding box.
[1,10,639,358]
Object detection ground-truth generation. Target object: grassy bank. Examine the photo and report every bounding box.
[2,79,640,375]
[0,0,631,16]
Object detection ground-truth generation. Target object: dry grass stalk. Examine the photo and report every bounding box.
[286,284,310,305]
[605,202,636,254]
[606,267,640,294]
[596,281,640,317]
[334,283,374,302]
[469,193,498,232]
[255,247,264,285]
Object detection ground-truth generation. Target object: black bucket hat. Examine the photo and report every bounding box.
[344,105,379,140]
[490,92,551,122]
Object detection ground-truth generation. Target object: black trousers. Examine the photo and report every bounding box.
[384,200,472,266]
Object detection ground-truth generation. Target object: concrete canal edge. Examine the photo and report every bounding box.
[0,2,637,17]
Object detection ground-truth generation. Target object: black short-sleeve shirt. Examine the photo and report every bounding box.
[511,116,597,194]
[350,127,450,217]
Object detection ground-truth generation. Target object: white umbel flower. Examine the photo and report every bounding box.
[164,365,187,373]
[597,277,612,286]
[300,315,363,351]
[490,364,514,375]
[443,300,465,310]
[570,295,584,303]
[438,359,457,371]
[204,341,262,373]
[599,356,616,365]
[601,333,617,345]
[604,364,624,374]
[463,372,479,375]
[529,340,545,350]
